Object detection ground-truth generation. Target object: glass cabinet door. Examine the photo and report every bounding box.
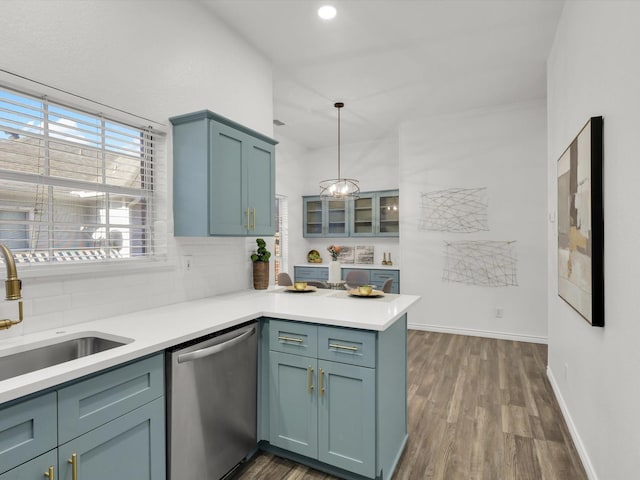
[377,192,399,235]
[304,198,323,236]
[326,198,348,236]
[351,194,374,236]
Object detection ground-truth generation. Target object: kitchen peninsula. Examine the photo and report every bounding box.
[0,288,419,480]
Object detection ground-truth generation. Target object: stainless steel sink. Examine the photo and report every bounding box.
[0,334,132,382]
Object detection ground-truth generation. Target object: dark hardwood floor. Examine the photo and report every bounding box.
[236,330,587,480]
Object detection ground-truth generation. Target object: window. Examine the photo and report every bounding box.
[0,85,159,265]
[274,195,288,283]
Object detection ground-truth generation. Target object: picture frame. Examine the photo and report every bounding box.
[557,116,604,327]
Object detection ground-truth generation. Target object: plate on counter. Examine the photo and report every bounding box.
[285,286,318,293]
[348,289,384,298]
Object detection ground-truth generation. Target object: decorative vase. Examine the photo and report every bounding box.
[252,261,269,290]
[329,259,341,284]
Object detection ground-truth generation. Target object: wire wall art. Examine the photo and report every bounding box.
[443,240,518,287]
[419,187,489,233]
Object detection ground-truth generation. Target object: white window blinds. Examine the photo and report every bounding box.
[0,85,159,265]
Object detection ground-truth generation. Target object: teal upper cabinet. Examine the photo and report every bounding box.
[304,190,399,238]
[171,110,277,236]
[303,196,349,238]
[351,190,399,237]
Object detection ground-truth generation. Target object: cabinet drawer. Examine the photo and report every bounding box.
[58,353,164,443]
[0,392,57,474]
[318,326,376,368]
[0,450,57,480]
[269,319,317,358]
[369,270,399,283]
[294,266,327,282]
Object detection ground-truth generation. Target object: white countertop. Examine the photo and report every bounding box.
[0,288,419,404]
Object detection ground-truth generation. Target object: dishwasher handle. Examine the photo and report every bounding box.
[177,326,256,364]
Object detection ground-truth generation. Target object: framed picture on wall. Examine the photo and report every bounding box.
[557,116,604,327]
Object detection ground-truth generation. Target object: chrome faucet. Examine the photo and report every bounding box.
[0,244,23,330]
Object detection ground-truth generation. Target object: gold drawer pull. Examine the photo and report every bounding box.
[319,368,325,397]
[308,366,314,394]
[279,335,304,343]
[329,343,359,352]
[68,453,78,480]
[44,466,55,480]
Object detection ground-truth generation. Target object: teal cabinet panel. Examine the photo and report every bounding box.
[209,121,246,236]
[0,393,57,474]
[269,352,317,458]
[246,140,276,235]
[58,397,165,480]
[171,110,277,237]
[0,450,57,480]
[293,266,328,282]
[57,353,164,444]
[269,319,318,358]
[317,326,376,368]
[303,197,349,238]
[318,360,375,478]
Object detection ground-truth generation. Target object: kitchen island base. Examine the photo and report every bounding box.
[258,315,408,480]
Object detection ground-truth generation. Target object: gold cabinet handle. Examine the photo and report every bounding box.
[245,208,250,230]
[278,335,303,343]
[319,368,325,397]
[68,453,78,480]
[252,207,256,230]
[307,366,314,394]
[329,343,359,352]
[44,466,55,480]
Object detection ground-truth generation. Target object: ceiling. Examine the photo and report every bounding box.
[202,0,565,150]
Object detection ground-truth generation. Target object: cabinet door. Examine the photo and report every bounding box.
[351,193,375,236]
[317,360,375,478]
[0,450,57,480]
[0,392,56,474]
[269,352,317,458]
[376,191,399,236]
[303,197,324,237]
[209,121,246,235]
[325,198,349,237]
[246,139,276,235]
[58,397,165,480]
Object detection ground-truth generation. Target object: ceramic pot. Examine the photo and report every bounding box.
[252,261,269,290]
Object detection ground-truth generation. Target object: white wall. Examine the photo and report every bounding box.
[399,101,548,342]
[547,2,640,479]
[276,134,401,272]
[0,0,273,335]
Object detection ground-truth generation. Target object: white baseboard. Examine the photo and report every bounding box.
[407,323,547,344]
[546,366,598,480]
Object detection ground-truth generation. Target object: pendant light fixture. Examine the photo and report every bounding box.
[319,102,360,199]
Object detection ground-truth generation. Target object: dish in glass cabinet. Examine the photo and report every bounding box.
[285,286,317,293]
[348,289,384,298]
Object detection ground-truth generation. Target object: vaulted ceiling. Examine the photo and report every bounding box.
[202,0,564,149]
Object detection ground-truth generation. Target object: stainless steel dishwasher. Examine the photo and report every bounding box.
[166,320,258,480]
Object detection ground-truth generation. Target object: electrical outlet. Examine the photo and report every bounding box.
[183,255,192,272]
[496,307,504,318]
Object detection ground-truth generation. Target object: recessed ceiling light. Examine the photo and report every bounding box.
[318,5,337,20]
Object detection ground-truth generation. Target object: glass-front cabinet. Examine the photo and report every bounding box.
[377,190,399,235]
[350,190,399,237]
[303,190,398,238]
[303,196,349,237]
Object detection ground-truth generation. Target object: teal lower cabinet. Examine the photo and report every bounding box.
[0,354,165,480]
[261,317,407,480]
[58,397,165,480]
[269,351,318,458]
